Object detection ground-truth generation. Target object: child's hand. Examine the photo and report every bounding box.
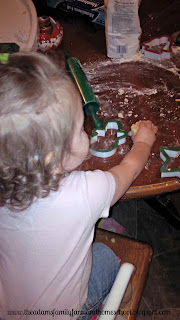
[131,120,158,148]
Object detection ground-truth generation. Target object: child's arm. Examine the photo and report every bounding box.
[108,120,158,206]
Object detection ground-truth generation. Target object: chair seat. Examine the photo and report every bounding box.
[94,228,153,320]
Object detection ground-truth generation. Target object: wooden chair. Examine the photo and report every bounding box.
[94,228,153,320]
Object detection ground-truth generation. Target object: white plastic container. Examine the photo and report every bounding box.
[0,0,38,52]
[105,0,141,59]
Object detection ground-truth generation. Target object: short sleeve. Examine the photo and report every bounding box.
[82,170,116,223]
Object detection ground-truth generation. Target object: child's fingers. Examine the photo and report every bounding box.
[132,120,158,146]
[139,120,150,128]
[131,121,158,142]
[146,120,154,128]
[139,120,157,132]
[145,120,152,125]
[153,125,158,134]
[139,121,146,128]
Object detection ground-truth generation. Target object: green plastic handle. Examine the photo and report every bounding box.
[88,104,102,128]
[0,53,9,64]
[66,56,102,128]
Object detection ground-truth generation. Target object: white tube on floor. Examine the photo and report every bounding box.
[98,263,136,320]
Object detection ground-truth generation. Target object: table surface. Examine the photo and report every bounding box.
[53,3,180,199]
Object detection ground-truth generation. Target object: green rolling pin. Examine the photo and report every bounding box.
[66,52,102,128]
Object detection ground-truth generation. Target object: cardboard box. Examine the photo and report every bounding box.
[46,0,105,26]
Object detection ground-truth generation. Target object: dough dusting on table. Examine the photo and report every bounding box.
[80,47,179,189]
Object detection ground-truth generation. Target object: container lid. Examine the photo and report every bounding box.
[0,0,38,51]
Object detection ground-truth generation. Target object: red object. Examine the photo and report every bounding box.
[38,18,63,52]
[39,21,62,42]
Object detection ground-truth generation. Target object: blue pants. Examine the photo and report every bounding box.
[78,242,120,320]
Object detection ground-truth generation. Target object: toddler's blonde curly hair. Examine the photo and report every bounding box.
[0,52,78,211]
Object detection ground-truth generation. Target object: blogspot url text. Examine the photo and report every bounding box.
[5,308,171,318]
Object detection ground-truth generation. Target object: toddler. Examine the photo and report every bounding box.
[0,53,157,320]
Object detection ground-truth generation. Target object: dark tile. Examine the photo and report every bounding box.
[138,195,180,230]
[142,248,180,310]
[137,207,180,256]
[167,191,180,213]
[137,200,161,217]
[135,298,153,320]
[153,308,180,320]
[110,200,137,239]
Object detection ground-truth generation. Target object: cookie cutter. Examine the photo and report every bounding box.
[90,120,128,158]
[141,35,172,60]
[160,146,180,178]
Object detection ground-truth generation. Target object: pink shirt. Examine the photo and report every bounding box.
[0,170,115,320]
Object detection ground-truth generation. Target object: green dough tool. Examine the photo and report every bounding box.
[66,52,102,128]
[66,52,127,158]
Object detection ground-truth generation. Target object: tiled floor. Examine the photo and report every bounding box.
[110,191,180,320]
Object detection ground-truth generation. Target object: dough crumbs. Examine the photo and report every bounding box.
[131,121,141,135]
[111,238,116,243]
[128,111,133,116]
[118,89,124,95]
[118,112,124,118]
